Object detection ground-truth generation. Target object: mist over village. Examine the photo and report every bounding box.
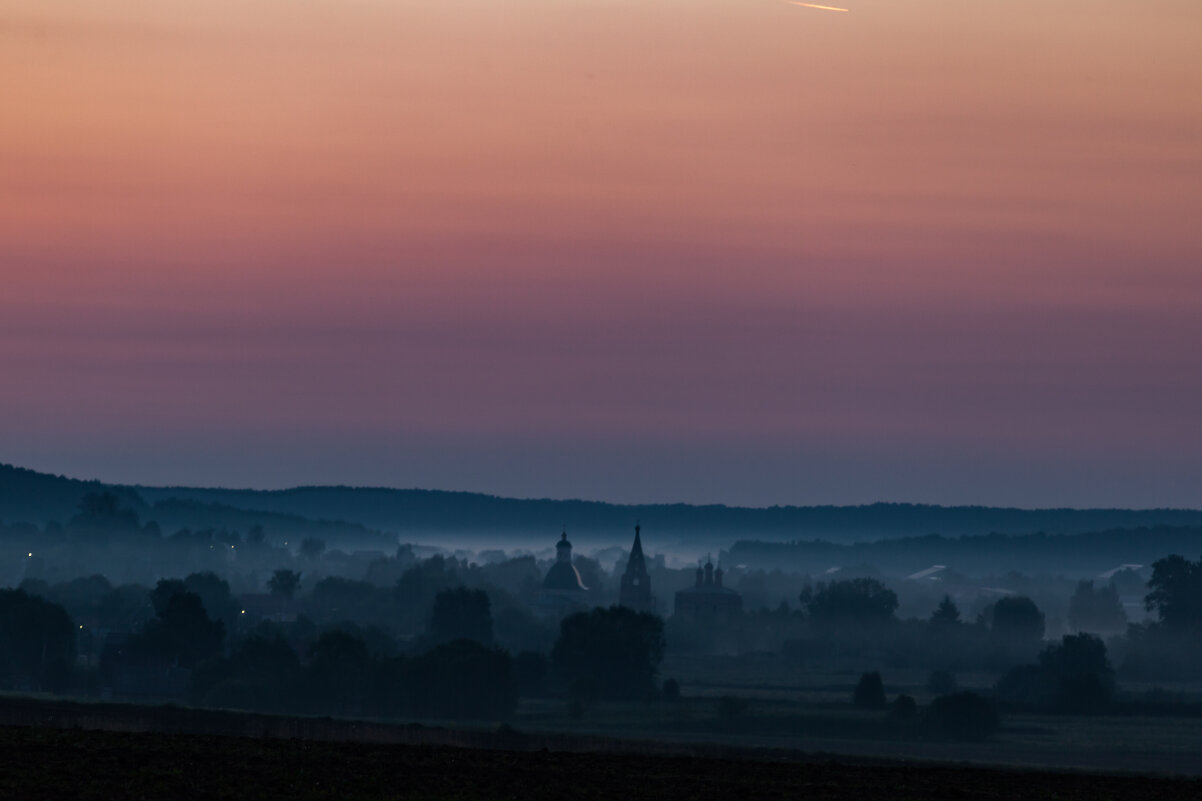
[4,0,1202,797]
[5,459,1202,792]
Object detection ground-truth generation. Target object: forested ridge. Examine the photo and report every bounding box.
[6,463,1202,546]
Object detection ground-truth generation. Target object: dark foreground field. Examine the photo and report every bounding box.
[2,722,1200,801]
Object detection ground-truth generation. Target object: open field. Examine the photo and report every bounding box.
[8,682,1202,782]
[3,721,1201,801]
[7,655,1202,783]
[508,653,1202,776]
[523,698,1202,777]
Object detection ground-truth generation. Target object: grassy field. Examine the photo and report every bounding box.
[509,653,1202,776]
[4,723,1202,801]
[516,696,1202,776]
[6,651,1202,786]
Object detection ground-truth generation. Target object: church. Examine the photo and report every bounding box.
[534,530,590,618]
[674,557,742,621]
[618,524,655,614]
[534,524,658,618]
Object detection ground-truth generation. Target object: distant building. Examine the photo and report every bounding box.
[618,524,655,614]
[906,565,948,582]
[535,530,590,618]
[674,558,742,621]
[1097,564,1144,581]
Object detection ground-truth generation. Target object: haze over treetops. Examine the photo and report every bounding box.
[3,1,1200,507]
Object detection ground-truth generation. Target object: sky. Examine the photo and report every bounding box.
[2,0,1201,508]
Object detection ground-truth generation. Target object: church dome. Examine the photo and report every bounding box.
[542,529,588,591]
[543,560,588,591]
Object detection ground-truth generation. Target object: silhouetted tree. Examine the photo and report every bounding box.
[1038,633,1115,713]
[309,577,379,625]
[409,639,517,720]
[1146,554,1202,632]
[69,492,140,535]
[44,575,113,619]
[394,556,461,632]
[16,578,50,599]
[428,587,493,645]
[853,671,887,709]
[150,579,188,618]
[268,569,301,600]
[1067,580,1127,633]
[300,537,326,561]
[990,596,1045,642]
[929,595,961,628]
[0,589,75,691]
[194,634,301,712]
[802,578,898,629]
[551,606,665,700]
[181,572,239,630]
[305,629,371,714]
[96,584,154,631]
[995,633,1114,714]
[246,525,267,546]
[131,591,224,668]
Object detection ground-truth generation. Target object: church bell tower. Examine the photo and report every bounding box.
[619,523,655,613]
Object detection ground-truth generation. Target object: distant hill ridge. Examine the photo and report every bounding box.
[0,464,382,546]
[727,526,1202,576]
[4,463,1202,544]
[131,484,1202,541]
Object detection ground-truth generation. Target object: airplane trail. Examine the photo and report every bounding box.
[787,1,850,11]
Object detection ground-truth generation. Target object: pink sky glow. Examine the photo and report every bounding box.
[2,0,1200,506]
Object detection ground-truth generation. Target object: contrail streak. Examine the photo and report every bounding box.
[787,1,850,11]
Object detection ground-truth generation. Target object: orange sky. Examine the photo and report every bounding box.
[2,1,1201,505]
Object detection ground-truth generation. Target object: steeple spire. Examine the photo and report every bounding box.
[628,522,645,574]
[619,522,654,613]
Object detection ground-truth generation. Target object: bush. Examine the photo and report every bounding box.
[853,671,887,709]
[662,677,681,702]
[925,692,1000,740]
